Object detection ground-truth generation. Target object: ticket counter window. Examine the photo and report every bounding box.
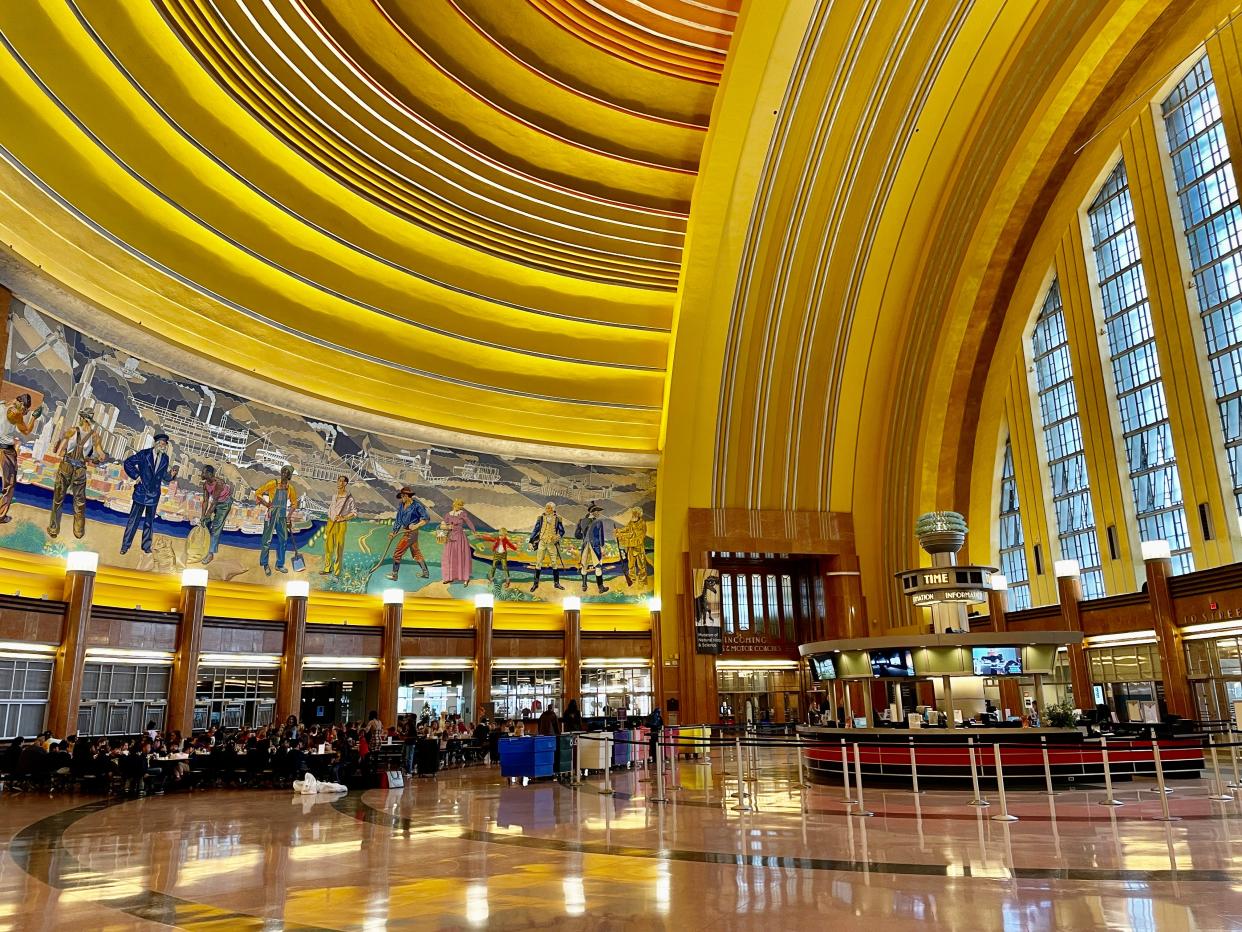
[717,668,800,724]
[77,662,170,736]
[0,658,53,739]
[195,667,277,731]
[491,669,562,722]
[399,671,474,720]
[1087,644,1164,722]
[580,667,653,718]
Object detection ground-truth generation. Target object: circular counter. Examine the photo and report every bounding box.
[797,726,1206,785]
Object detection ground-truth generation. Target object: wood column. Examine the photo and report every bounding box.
[649,604,665,713]
[987,586,1023,716]
[378,599,403,727]
[1056,571,1093,708]
[563,606,581,707]
[275,593,307,724]
[474,603,493,719]
[823,556,865,638]
[1144,553,1193,718]
[166,580,206,735]
[46,561,96,737]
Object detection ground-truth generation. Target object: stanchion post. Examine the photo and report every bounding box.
[1040,735,1058,796]
[796,737,810,789]
[990,743,1018,822]
[840,738,856,805]
[1152,740,1179,822]
[733,734,753,811]
[572,734,580,786]
[908,737,921,795]
[1228,730,1241,790]
[651,733,668,804]
[852,743,874,817]
[1208,734,1234,802]
[600,735,614,797]
[968,737,989,808]
[1098,736,1123,807]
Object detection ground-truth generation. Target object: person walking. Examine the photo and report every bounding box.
[388,487,429,581]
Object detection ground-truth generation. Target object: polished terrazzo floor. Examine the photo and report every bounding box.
[2,747,1242,930]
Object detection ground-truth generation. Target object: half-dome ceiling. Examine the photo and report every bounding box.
[0,0,739,454]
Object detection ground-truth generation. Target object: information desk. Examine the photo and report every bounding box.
[797,726,1206,785]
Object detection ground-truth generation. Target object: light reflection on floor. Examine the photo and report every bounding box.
[0,747,1241,929]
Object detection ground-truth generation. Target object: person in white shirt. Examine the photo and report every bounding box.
[0,393,40,524]
[321,475,358,576]
[48,412,102,539]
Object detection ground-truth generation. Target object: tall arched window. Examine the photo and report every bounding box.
[1031,279,1106,597]
[1087,162,1195,573]
[1161,56,1242,516]
[997,437,1032,610]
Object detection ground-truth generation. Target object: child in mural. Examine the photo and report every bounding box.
[197,465,233,565]
[387,486,429,581]
[480,527,518,587]
[528,502,565,593]
[47,412,103,540]
[121,433,179,555]
[574,502,609,594]
[440,499,476,584]
[615,508,649,587]
[0,393,41,524]
[321,475,357,576]
[256,465,298,576]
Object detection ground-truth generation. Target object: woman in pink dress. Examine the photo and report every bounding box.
[440,499,477,584]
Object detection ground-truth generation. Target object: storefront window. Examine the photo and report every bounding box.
[78,662,170,735]
[399,670,474,719]
[0,659,53,739]
[580,667,652,718]
[1085,644,1164,722]
[716,668,800,724]
[490,668,562,721]
[1187,636,1242,722]
[195,666,278,731]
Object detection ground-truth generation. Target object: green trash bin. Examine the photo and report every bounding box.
[555,734,574,774]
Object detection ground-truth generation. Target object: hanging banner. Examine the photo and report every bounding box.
[693,568,723,654]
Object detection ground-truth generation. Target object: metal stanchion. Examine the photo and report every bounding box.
[840,739,856,805]
[571,734,580,786]
[1228,731,1241,790]
[1208,734,1234,802]
[990,743,1018,822]
[599,735,614,797]
[1040,735,1058,796]
[1152,741,1179,822]
[733,734,753,812]
[651,734,668,804]
[852,743,874,817]
[908,737,921,795]
[1098,736,1123,807]
[795,737,811,789]
[967,737,989,808]
[670,733,681,792]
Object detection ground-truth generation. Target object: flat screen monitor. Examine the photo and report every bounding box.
[869,649,915,678]
[808,655,836,681]
[972,646,1023,676]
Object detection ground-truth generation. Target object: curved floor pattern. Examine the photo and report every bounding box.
[3,750,1242,929]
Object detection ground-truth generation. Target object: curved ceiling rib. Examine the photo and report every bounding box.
[0,0,738,454]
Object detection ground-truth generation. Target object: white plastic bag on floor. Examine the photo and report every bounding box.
[293,772,347,794]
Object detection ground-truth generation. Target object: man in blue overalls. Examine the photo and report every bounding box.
[121,433,178,555]
[256,465,298,576]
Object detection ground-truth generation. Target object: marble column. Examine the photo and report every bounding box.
[563,600,582,706]
[166,570,207,735]
[1055,565,1093,708]
[275,586,308,724]
[474,598,494,718]
[987,581,1023,717]
[1141,543,1193,718]
[379,592,404,727]
[46,552,97,737]
[648,599,665,713]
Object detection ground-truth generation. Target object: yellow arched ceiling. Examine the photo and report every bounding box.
[0,0,739,456]
[660,0,1242,639]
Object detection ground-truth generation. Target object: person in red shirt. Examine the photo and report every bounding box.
[480,527,518,587]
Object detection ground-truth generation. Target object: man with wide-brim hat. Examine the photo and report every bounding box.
[48,411,102,540]
[573,501,609,594]
[388,486,430,581]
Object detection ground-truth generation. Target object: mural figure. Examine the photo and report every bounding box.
[388,486,429,581]
[47,412,102,540]
[321,474,357,577]
[481,527,517,587]
[197,464,233,565]
[0,394,41,523]
[121,432,178,555]
[575,501,609,594]
[256,464,298,575]
[615,508,649,587]
[528,502,565,592]
[440,498,477,584]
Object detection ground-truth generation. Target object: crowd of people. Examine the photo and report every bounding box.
[0,699,592,797]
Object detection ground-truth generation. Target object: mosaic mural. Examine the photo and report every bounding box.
[0,301,655,602]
